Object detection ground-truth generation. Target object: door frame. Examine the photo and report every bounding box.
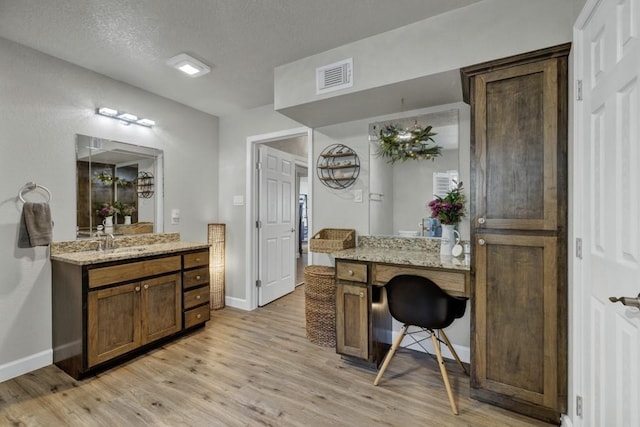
[571,1,612,426]
[245,127,313,310]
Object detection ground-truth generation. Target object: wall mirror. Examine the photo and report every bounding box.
[75,134,164,238]
[369,109,460,236]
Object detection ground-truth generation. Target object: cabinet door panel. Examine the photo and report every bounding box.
[142,273,182,344]
[473,234,558,408]
[88,283,141,367]
[336,282,368,360]
[474,59,558,231]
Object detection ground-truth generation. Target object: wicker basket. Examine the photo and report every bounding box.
[309,228,356,253]
[304,265,336,347]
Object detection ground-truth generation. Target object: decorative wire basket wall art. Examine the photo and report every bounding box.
[316,144,360,189]
[135,171,154,198]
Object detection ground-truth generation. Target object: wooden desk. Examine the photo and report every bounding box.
[333,245,470,367]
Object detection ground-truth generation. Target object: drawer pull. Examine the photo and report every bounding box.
[195,275,201,280]
[478,217,486,224]
[195,258,201,262]
[359,292,364,298]
[478,238,486,246]
[196,314,201,319]
[135,286,141,292]
[348,270,354,276]
[143,284,149,289]
[196,295,201,300]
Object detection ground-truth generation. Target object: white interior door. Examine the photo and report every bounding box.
[258,146,295,306]
[577,0,640,425]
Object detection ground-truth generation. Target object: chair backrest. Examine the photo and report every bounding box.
[385,275,467,330]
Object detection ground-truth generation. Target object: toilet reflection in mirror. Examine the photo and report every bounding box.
[75,134,163,238]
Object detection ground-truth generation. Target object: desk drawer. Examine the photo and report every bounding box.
[372,264,468,297]
[336,261,367,283]
[183,267,209,289]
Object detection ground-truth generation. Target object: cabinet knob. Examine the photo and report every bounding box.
[135,286,141,292]
[195,258,201,262]
[359,292,364,298]
[195,275,201,280]
[478,238,486,246]
[348,270,354,276]
[144,284,149,289]
[478,217,486,224]
[196,295,201,300]
[196,314,201,319]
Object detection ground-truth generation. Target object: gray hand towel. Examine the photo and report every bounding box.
[18,202,53,248]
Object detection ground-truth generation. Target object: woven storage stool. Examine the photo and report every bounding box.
[304,265,336,347]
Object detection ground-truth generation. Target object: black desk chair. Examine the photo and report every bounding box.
[373,275,468,415]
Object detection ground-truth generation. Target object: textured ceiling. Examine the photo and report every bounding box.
[0,0,481,117]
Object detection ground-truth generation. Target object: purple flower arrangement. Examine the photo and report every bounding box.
[96,203,117,217]
[428,181,466,225]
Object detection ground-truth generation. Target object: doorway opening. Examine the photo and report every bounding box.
[245,127,312,309]
[296,168,309,286]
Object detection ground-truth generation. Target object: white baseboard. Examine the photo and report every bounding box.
[561,414,574,427]
[0,349,52,383]
[225,296,251,310]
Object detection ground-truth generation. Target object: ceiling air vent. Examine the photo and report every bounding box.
[316,58,353,95]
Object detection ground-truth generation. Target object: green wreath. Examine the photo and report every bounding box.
[377,124,441,164]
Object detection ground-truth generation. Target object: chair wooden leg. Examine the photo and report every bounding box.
[431,333,459,415]
[373,324,408,386]
[438,329,468,375]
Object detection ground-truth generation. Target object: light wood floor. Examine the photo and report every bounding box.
[0,286,553,426]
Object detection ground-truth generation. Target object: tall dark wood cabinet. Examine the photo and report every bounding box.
[460,43,570,424]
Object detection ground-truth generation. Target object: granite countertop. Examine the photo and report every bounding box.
[331,235,470,271]
[50,233,209,266]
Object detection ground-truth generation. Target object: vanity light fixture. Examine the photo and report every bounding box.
[166,53,211,77]
[96,107,155,127]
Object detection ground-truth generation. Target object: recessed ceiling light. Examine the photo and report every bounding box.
[166,53,211,78]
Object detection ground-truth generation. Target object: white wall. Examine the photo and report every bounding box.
[274,0,574,126]
[0,37,219,382]
[217,105,303,305]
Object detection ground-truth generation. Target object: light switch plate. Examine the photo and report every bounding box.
[354,189,363,203]
[171,209,180,225]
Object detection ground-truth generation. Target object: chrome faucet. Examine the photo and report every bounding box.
[95,232,116,252]
[105,234,116,251]
[95,230,105,251]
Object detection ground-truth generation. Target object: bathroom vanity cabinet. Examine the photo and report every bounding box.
[52,246,210,379]
[335,261,371,361]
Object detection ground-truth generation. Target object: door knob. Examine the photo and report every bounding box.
[478,217,486,225]
[609,294,640,309]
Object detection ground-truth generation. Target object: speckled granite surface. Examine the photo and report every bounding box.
[50,233,209,265]
[333,236,470,271]
[358,236,441,251]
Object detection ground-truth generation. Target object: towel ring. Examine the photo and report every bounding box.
[18,182,52,203]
